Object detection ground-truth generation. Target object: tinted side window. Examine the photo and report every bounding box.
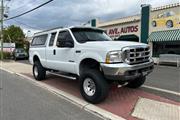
[56,31,73,47]
[57,31,67,42]
[31,34,48,46]
[49,32,57,46]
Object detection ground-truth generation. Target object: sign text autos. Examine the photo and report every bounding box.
[106,25,139,37]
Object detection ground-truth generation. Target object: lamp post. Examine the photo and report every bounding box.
[0,0,4,60]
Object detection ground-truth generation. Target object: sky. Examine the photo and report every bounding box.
[3,0,179,36]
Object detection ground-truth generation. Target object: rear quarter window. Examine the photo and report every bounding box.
[31,34,48,46]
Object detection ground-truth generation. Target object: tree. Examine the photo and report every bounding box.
[3,25,25,48]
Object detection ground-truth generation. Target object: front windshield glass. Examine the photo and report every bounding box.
[16,49,25,53]
[71,28,112,43]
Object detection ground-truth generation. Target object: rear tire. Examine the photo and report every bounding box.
[14,57,17,61]
[166,20,173,28]
[79,69,109,104]
[33,61,46,81]
[126,76,146,88]
[152,21,157,27]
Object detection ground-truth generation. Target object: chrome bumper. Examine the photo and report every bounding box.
[101,59,154,81]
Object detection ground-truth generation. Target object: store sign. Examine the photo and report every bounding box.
[0,42,15,52]
[106,25,139,37]
[151,11,180,28]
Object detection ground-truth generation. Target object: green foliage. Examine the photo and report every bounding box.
[3,25,25,46]
[0,51,11,59]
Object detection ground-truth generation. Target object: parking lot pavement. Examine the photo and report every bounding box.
[0,70,102,120]
[1,60,180,120]
[142,65,180,102]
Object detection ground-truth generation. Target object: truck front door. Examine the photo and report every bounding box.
[50,30,76,73]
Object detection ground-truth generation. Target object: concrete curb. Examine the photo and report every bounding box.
[0,67,125,120]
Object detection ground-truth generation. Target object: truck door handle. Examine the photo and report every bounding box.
[53,49,56,55]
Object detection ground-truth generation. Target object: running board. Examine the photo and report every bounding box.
[47,71,77,80]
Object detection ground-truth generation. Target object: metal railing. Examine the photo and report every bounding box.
[158,54,180,67]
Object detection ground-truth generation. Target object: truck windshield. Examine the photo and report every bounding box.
[71,28,112,43]
[16,49,25,53]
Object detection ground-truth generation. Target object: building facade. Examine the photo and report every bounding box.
[96,3,180,56]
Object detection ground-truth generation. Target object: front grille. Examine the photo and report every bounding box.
[19,54,25,57]
[122,46,150,65]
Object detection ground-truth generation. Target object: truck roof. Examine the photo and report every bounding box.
[34,26,104,36]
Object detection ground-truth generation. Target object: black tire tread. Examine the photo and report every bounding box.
[126,76,146,88]
[33,61,46,81]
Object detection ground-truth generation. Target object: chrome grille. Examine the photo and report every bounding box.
[122,46,150,65]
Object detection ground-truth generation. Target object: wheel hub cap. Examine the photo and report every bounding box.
[34,66,38,77]
[83,78,96,96]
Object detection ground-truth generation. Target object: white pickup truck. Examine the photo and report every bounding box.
[29,26,154,104]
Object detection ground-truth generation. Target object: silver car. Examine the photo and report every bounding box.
[13,48,28,60]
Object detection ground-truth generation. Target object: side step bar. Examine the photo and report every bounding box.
[47,71,77,80]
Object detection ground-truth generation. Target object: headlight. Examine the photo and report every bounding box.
[106,51,123,64]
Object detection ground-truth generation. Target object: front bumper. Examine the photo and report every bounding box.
[101,59,154,81]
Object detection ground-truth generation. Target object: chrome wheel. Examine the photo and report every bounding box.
[83,78,96,96]
[166,20,173,28]
[34,66,38,77]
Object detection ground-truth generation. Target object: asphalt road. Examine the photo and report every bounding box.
[142,65,180,102]
[145,65,180,92]
[0,70,102,120]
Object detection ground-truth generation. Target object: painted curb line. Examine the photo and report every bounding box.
[0,67,125,120]
[142,85,180,97]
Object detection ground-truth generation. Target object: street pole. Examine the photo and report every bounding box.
[0,0,4,60]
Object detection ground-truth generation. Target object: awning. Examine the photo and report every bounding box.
[148,29,180,42]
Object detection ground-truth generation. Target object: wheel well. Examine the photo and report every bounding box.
[167,20,173,22]
[79,58,101,75]
[152,21,157,27]
[33,55,40,63]
[168,51,175,54]
[166,20,173,24]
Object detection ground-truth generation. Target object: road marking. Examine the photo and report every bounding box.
[0,67,14,74]
[142,85,180,97]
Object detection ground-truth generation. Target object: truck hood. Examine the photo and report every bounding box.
[81,41,148,51]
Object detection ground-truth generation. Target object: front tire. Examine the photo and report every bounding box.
[79,69,109,104]
[33,61,46,81]
[126,76,146,88]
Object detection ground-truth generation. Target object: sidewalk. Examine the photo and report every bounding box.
[1,61,180,120]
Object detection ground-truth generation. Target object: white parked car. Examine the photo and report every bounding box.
[29,26,154,104]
